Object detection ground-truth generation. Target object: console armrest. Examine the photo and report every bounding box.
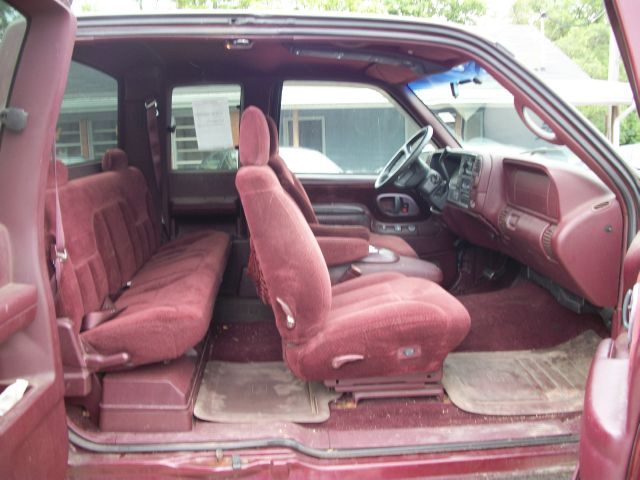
[316,236,370,266]
[310,223,370,240]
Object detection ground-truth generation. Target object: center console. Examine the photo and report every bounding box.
[447,153,481,209]
[327,247,444,285]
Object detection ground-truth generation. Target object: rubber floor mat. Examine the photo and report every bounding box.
[442,330,602,415]
[194,361,340,423]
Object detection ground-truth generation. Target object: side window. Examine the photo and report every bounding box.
[56,62,118,165]
[171,84,241,171]
[0,3,27,112]
[279,82,419,175]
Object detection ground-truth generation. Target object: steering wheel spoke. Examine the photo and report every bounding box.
[374,126,433,189]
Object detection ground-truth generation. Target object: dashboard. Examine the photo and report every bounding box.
[424,148,623,308]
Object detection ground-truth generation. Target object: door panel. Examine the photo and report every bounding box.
[276,81,458,282]
[0,1,76,477]
[301,176,428,222]
[578,233,640,479]
[578,1,640,463]
[301,176,459,285]
[313,202,371,227]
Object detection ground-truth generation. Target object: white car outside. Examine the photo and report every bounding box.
[279,147,343,174]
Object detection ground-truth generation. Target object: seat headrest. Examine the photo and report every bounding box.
[239,106,270,167]
[47,160,68,188]
[102,148,129,171]
[266,116,279,157]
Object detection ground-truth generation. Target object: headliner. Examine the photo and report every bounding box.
[72,15,468,86]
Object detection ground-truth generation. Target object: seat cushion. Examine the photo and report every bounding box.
[284,275,470,380]
[80,230,231,366]
[369,232,418,258]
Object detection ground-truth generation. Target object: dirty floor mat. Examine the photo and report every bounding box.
[442,330,602,415]
[194,361,340,423]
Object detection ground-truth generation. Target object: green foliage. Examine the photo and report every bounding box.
[174,0,487,24]
[512,0,604,42]
[621,114,640,146]
[577,105,606,134]
[511,0,615,81]
[293,0,385,14]
[575,106,640,146]
[0,3,21,38]
[175,0,254,8]
[512,0,639,145]
[383,0,486,24]
[554,22,609,79]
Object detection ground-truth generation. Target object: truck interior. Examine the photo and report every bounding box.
[4,11,638,474]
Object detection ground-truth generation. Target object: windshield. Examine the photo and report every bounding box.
[409,62,582,165]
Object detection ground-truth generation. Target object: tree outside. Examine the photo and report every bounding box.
[511,0,639,145]
[173,0,487,24]
[0,3,20,36]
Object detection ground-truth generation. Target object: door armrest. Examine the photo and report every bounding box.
[310,223,370,240]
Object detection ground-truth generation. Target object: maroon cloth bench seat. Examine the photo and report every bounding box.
[46,149,230,368]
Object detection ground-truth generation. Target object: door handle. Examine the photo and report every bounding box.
[376,193,420,217]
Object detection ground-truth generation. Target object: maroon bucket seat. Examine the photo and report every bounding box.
[236,106,470,393]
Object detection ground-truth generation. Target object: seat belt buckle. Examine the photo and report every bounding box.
[339,264,362,283]
[145,99,159,117]
[160,214,171,241]
[51,245,68,263]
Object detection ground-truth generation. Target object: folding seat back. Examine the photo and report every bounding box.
[236,106,332,344]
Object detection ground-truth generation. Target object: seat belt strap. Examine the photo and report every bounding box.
[145,97,171,241]
[50,145,67,295]
[82,297,127,331]
[81,280,131,331]
[111,280,132,302]
[145,98,162,191]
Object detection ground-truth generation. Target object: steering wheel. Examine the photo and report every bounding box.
[374,126,433,189]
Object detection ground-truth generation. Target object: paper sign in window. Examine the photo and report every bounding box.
[192,99,233,151]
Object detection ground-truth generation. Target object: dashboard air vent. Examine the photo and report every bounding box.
[542,225,556,260]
